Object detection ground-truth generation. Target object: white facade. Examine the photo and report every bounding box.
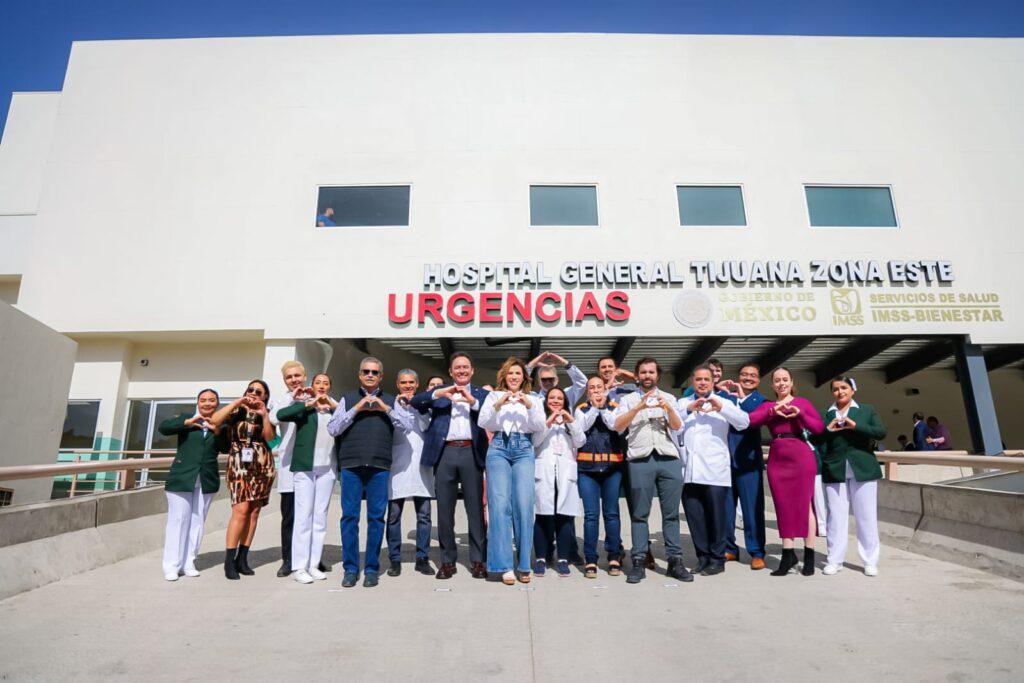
[1,33,1022,459]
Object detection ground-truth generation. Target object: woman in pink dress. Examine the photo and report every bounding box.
[748,367,825,576]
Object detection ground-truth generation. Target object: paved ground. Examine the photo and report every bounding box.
[2,495,1023,682]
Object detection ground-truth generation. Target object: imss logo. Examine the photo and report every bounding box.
[830,288,864,326]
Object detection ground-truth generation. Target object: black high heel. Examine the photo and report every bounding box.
[771,549,799,576]
[802,547,816,576]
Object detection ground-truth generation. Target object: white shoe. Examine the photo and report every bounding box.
[164,572,179,582]
[293,570,315,584]
[309,568,327,581]
[183,565,200,577]
[822,563,842,575]
[864,565,878,577]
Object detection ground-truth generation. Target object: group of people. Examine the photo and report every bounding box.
[159,349,890,587]
[896,413,953,451]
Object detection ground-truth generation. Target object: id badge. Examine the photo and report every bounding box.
[241,448,254,463]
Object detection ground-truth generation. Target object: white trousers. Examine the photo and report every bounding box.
[163,483,214,574]
[291,466,336,572]
[813,474,828,537]
[825,476,880,567]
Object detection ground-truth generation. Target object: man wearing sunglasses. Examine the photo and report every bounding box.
[411,351,491,580]
[327,357,413,588]
[527,350,588,406]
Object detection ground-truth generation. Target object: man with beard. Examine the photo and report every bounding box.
[613,357,692,585]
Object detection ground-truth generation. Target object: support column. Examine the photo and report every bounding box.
[954,337,1003,455]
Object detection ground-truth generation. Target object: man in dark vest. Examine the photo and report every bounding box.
[327,356,413,588]
[410,351,491,580]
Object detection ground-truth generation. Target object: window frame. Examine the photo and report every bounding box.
[528,183,601,228]
[674,183,749,228]
[803,183,900,229]
[314,183,413,230]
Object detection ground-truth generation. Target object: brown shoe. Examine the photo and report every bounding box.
[724,553,738,562]
[435,563,457,580]
[471,561,487,579]
[644,550,656,570]
[751,557,766,571]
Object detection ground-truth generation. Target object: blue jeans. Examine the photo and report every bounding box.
[386,496,432,562]
[577,468,624,564]
[485,432,535,573]
[339,466,390,575]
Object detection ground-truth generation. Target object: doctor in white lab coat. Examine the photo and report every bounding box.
[676,365,750,576]
[532,387,586,577]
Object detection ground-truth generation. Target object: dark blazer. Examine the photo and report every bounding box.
[728,390,767,471]
[410,384,491,469]
[159,414,223,494]
[276,402,334,473]
[815,403,887,483]
[913,420,933,451]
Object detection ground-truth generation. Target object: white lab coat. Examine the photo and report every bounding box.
[675,395,750,487]
[532,419,586,516]
[269,395,296,493]
[389,404,434,500]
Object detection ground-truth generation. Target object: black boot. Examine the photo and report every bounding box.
[802,547,816,576]
[771,549,799,576]
[667,556,695,582]
[224,548,240,580]
[625,556,646,584]
[236,545,255,576]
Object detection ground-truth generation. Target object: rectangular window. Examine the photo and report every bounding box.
[0,487,12,507]
[805,186,897,227]
[529,185,599,226]
[316,186,410,227]
[676,185,746,226]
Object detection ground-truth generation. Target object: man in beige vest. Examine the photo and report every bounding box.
[613,357,693,584]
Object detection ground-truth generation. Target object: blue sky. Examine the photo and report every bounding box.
[2,0,1024,137]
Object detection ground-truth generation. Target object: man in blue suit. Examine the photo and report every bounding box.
[410,351,490,580]
[912,412,933,451]
[724,363,768,570]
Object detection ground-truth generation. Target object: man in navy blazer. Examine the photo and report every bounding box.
[724,363,768,570]
[410,351,490,580]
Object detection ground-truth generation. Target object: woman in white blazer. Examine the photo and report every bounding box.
[533,387,586,578]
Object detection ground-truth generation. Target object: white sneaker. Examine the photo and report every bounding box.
[183,565,201,578]
[164,572,179,582]
[309,568,327,581]
[822,563,842,575]
[864,565,878,577]
[293,570,315,584]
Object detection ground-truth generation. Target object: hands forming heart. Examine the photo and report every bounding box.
[293,386,315,401]
[827,417,856,432]
[774,402,800,419]
[716,380,740,398]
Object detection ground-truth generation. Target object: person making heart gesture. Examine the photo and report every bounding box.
[478,357,546,585]
[327,357,414,588]
[747,368,824,577]
[210,379,277,580]
[532,387,586,579]
[159,388,224,582]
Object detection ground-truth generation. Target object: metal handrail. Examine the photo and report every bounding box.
[0,451,229,494]
[2,449,1022,484]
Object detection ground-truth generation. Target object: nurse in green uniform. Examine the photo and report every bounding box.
[276,373,339,584]
[817,376,886,577]
[160,389,223,581]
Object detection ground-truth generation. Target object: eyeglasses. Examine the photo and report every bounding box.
[360,369,382,377]
[245,386,265,396]
[540,377,557,383]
